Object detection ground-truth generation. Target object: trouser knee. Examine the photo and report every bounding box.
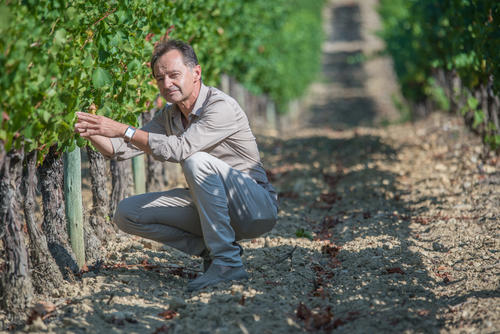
[181,152,214,180]
[113,197,136,234]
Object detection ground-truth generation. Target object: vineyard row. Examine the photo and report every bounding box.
[378,0,500,151]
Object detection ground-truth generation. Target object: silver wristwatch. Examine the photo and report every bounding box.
[123,126,136,143]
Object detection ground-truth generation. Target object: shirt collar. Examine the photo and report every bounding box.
[191,82,209,118]
[169,83,208,129]
[170,83,208,119]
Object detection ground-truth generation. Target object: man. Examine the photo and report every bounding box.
[75,39,278,291]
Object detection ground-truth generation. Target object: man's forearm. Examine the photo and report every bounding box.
[127,129,152,155]
[87,135,114,157]
[75,112,152,156]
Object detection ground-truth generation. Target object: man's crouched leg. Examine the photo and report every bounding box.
[113,189,207,257]
[182,152,277,291]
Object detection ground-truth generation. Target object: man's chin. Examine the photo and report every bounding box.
[163,94,182,104]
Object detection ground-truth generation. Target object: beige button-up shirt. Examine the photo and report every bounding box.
[110,83,277,202]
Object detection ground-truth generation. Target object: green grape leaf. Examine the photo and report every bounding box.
[0,4,13,31]
[54,29,67,46]
[467,97,479,110]
[92,67,112,88]
[472,110,485,129]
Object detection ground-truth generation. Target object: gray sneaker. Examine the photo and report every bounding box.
[200,242,244,273]
[187,264,249,292]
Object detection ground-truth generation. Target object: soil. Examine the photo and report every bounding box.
[3,0,499,333]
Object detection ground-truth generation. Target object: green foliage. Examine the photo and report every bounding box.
[378,0,500,150]
[0,0,325,156]
[295,228,313,240]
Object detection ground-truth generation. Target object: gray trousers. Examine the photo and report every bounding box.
[114,152,278,267]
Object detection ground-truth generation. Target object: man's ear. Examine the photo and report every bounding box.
[193,65,202,82]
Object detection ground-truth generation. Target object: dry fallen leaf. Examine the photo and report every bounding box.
[386,267,406,275]
[153,324,171,333]
[296,303,311,321]
[27,301,57,324]
[158,310,178,320]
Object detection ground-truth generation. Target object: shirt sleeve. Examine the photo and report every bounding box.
[148,98,239,162]
[109,108,167,161]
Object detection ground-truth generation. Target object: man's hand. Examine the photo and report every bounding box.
[75,112,128,138]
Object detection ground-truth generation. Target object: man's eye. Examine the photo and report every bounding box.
[156,78,164,82]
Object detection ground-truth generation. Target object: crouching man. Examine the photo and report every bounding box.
[75,39,278,291]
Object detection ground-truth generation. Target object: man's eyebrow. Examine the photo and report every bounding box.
[155,70,181,77]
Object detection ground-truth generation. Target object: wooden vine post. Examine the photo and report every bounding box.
[63,146,85,268]
[132,117,146,194]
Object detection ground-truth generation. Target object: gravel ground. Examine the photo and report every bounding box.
[4,0,499,333]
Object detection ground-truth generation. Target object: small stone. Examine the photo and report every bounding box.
[167,296,187,311]
[435,163,447,172]
[26,317,47,332]
[63,317,86,328]
[142,240,153,249]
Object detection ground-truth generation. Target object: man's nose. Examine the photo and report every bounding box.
[162,76,173,88]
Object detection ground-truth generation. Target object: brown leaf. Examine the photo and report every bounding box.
[417,309,430,316]
[239,295,245,306]
[331,318,347,329]
[80,263,89,274]
[414,217,429,225]
[386,267,405,275]
[296,303,311,320]
[27,301,56,324]
[323,173,342,187]
[153,325,171,334]
[312,286,328,299]
[321,244,341,257]
[158,310,178,320]
[311,307,333,329]
[320,192,341,204]
[141,259,159,270]
[278,191,298,199]
[435,271,452,284]
[168,267,198,280]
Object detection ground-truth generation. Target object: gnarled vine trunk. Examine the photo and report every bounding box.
[23,150,63,295]
[85,147,113,263]
[38,145,78,276]
[142,110,168,192]
[0,147,34,321]
[109,159,131,221]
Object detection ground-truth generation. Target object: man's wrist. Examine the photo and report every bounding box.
[123,126,137,143]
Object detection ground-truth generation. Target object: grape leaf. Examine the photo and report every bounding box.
[92,67,112,88]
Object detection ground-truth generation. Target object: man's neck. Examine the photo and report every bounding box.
[177,82,202,119]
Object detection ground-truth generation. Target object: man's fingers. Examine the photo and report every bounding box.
[78,129,98,138]
[76,112,100,123]
[75,120,101,130]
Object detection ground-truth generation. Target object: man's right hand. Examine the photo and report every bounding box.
[74,112,118,157]
[75,112,128,139]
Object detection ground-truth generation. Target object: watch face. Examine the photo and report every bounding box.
[124,127,136,141]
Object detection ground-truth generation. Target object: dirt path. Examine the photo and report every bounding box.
[15,0,499,333]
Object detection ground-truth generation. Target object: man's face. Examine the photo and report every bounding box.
[153,50,201,104]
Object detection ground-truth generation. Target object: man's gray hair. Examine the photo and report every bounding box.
[151,39,199,77]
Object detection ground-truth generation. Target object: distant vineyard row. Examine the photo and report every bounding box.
[379,0,500,150]
[0,0,324,156]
